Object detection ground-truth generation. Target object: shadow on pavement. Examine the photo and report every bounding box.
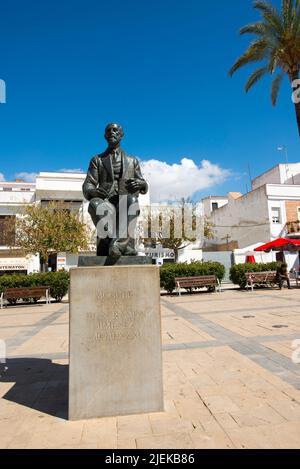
[0,358,68,419]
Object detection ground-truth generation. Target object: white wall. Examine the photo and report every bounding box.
[0,191,35,206]
[178,248,202,264]
[35,172,84,201]
[252,166,281,190]
[27,254,40,273]
[266,184,300,200]
[280,164,300,184]
[252,164,300,189]
[66,253,80,271]
[283,252,299,272]
[202,197,228,217]
[210,186,270,249]
[287,173,300,185]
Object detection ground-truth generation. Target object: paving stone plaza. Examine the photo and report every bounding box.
[0,288,300,449]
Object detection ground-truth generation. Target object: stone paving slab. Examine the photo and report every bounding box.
[0,289,300,448]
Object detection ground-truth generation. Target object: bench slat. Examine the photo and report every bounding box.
[2,287,49,300]
[175,276,216,283]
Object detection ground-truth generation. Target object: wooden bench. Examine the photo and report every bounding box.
[0,287,50,309]
[245,272,278,291]
[175,275,220,296]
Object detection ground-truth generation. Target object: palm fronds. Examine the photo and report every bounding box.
[229,0,300,134]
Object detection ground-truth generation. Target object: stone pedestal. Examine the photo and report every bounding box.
[69,265,163,420]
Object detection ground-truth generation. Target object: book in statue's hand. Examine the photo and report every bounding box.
[119,178,138,195]
[127,178,141,195]
[118,178,129,195]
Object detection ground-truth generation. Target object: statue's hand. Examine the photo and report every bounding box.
[97,188,110,199]
[125,179,146,193]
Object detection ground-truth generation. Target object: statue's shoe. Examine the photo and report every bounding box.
[110,245,122,257]
[123,247,137,257]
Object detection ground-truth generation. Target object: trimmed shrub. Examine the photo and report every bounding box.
[229,262,280,289]
[160,261,225,294]
[0,271,70,302]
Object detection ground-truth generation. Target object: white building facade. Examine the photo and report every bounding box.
[207,164,300,271]
[202,195,229,218]
[0,171,151,274]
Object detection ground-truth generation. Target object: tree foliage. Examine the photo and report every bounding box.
[229,0,300,135]
[6,201,89,265]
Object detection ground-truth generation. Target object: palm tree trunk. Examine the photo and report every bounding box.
[291,72,300,137]
[295,99,300,138]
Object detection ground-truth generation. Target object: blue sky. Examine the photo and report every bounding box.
[0,0,299,201]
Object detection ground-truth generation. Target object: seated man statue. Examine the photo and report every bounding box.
[82,123,148,257]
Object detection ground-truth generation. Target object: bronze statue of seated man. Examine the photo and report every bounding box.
[82,123,148,257]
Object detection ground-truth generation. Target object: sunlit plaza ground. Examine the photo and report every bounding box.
[1,287,300,449]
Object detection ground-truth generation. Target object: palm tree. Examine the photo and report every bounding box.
[229,0,300,136]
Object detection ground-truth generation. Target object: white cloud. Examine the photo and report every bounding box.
[58,168,84,173]
[141,158,230,202]
[0,173,5,182]
[14,172,38,182]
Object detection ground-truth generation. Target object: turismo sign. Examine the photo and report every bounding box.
[144,248,175,259]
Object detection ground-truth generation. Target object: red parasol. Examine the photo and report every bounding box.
[245,255,256,264]
[255,238,300,252]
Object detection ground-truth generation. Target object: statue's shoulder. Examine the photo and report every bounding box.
[97,151,107,160]
[89,152,105,165]
[122,151,139,164]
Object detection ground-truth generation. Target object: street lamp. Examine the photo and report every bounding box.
[277,145,289,164]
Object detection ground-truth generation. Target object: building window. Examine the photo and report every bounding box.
[297,207,300,221]
[3,187,12,192]
[272,207,281,224]
[212,202,218,211]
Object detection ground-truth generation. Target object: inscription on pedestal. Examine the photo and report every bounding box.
[69,265,163,420]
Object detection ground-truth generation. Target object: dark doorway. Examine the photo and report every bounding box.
[48,253,57,272]
[276,252,285,263]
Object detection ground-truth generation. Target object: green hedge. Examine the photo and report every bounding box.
[160,261,225,294]
[0,271,69,302]
[229,262,281,289]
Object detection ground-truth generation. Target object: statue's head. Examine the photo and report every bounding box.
[105,123,124,149]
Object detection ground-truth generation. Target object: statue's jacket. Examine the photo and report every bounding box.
[82,149,148,200]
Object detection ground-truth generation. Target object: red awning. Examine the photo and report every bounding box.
[255,238,300,252]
